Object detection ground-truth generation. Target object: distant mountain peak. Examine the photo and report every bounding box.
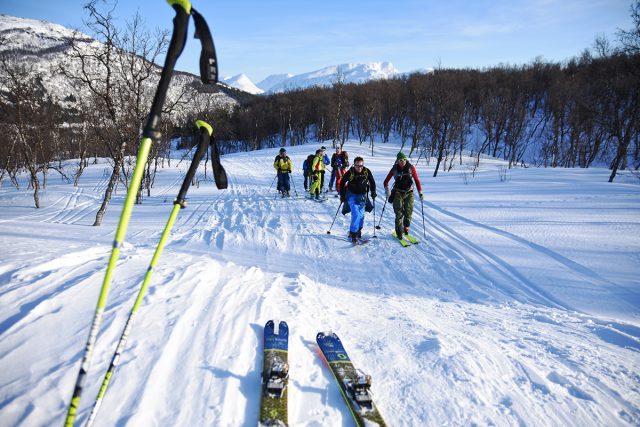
[221,74,263,95]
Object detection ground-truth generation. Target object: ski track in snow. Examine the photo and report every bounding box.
[0,143,639,426]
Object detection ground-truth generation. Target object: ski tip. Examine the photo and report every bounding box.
[316,330,337,341]
[265,320,289,335]
[277,321,289,336]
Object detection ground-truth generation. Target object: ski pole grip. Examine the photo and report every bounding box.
[175,120,211,208]
[142,0,190,140]
[167,0,191,15]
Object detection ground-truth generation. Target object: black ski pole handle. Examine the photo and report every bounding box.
[142,0,190,141]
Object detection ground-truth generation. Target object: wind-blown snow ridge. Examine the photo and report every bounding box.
[0,141,638,426]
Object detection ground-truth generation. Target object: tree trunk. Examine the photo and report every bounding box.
[608,136,630,183]
[93,157,122,226]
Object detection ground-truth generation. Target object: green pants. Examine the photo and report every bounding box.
[393,191,414,233]
[309,171,322,196]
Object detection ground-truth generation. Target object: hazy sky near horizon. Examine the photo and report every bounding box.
[1,0,633,83]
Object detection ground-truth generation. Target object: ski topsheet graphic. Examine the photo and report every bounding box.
[316,331,387,427]
[259,320,289,426]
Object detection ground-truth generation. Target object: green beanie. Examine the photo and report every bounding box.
[396,152,407,160]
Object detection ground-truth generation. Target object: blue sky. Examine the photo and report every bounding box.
[1,0,634,83]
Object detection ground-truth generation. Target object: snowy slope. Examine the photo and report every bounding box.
[0,141,639,426]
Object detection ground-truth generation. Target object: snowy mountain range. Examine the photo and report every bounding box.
[2,14,431,98]
[223,62,419,95]
[0,14,238,113]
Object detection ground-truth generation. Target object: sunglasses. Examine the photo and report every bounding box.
[354,164,364,168]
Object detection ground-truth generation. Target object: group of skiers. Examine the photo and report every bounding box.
[274,146,423,243]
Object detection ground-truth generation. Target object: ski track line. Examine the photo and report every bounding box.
[421,202,572,310]
[47,189,101,225]
[0,193,69,224]
[90,167,110,193]
[425,200,637,298]
[153,170,185,198]
[45,186,84,224]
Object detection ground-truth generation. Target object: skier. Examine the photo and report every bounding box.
[329,146,342,191]
[309,149,325,200]
[273,148,293,197]
[303,153,315,191]
[336,149,349,192]
[320,146,330,191]
[383,152,423,239]
[340,157,377,242]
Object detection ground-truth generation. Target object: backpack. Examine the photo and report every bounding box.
[394,161,415,192]
[340,151,349,168]
[346,167,370,194]
[306,154,315,173]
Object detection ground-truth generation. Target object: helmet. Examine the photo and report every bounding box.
[396,152,407,160]
[279,147,286,153]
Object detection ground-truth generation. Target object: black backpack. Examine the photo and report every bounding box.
[340,151,349,168]
[306,154,315,173]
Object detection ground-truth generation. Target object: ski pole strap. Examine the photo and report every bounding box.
[191,8,218,85]
[175,120,212,207]
[210,133,228,189]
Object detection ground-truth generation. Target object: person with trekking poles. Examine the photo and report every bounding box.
[274,147,293,197]
[340,157,377,243]
[383,152,423,240]
[329,146,349,193]
[303,153,315,191]
[309,149,325,200]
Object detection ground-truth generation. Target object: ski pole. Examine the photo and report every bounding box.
[63,2,218,425]
[375,197,388,229]
[420,196,426,239]
[269,174,277,192]
[326,201,343,235]
[372,198,377,238]
[289,171,298,196]
[85,121,221,427]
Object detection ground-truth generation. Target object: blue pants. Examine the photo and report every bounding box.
[347,191,366,233]
[277,171,290,192]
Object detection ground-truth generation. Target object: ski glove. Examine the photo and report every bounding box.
[419,192,424,200]
[385,187,391,198]
[371,192,376,199]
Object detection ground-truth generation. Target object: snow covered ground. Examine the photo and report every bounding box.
[1,141,639,426]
